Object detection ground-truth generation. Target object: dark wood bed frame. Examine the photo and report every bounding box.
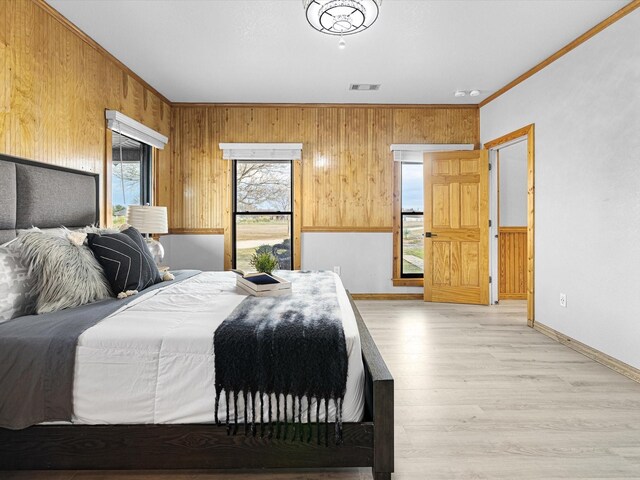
[0,294,394,479]
[0,153,394,478]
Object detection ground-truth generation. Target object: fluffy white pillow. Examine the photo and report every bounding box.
[15,230,113,314]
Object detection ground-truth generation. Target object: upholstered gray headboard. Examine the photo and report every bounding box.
[0,154,100,245]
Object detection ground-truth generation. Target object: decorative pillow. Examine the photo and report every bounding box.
[120,227,163,280]
[0,244,37,322]
[76,224,121,235]
[119,226,174,280]
[86,227,162,297]
[15,231,113,314]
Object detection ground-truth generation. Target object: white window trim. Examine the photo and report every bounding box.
[390,143,474,162]
[219,143,303,161]
[106,110,168,150]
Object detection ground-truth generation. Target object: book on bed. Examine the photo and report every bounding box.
[232,269,292,296]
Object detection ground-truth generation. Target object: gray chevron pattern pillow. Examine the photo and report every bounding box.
[86,227,161,295]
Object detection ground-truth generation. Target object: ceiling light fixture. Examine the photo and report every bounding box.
[304,0,382,49]
[455,89,482,98]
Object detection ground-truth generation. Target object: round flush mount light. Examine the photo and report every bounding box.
[454,90,466,97]
[469,90,481,97]
[303,0,382,36]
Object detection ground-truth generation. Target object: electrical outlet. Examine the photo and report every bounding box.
[333,266,341,276]
[559,293,567,308]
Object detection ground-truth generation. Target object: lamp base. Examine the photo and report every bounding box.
[145,238,165,266]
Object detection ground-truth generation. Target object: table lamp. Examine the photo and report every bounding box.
[126,205,168,265]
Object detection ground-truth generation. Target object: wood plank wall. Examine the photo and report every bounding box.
[165,105,479,233]
[1,0,479,242]
[0,0,171,224]
[498,226,527,299]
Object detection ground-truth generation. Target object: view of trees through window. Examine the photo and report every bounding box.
[234,161,292,272]
[111,133,150,227]
[401,162,424,276]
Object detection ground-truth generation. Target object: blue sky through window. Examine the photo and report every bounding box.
[112,180,140,207]
[402,163,423,212]
[111,161,141,212]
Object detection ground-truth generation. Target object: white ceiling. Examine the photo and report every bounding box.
[48,0,628,104]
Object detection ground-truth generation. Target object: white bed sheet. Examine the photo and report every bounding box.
[71,271,365,425]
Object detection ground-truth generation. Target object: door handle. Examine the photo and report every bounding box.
[424,232,438,238]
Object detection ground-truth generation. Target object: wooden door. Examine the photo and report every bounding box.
[423,150,489,305]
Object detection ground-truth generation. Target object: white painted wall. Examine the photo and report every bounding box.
[498,141,528,227]
[302,232,423,294]
[481,12,640,368]
[160,235,225,271]
[161,232,423,294]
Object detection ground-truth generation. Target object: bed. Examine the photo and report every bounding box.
[0,153,394,479]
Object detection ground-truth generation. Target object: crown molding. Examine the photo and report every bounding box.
[171,102,479,109]
[480,1,640,108]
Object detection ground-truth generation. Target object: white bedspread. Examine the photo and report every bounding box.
[71,271,365,425]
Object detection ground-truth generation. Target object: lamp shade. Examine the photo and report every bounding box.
[126,205,168,234]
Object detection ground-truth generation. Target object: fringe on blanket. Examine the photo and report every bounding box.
[214,388,344,446]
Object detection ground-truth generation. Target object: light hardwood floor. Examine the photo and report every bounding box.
[5,300,640,480]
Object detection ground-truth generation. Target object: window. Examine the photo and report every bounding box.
[111,132,152,227]
[233,161,293,272]
[393,145,474,284]
[400,162,423,277]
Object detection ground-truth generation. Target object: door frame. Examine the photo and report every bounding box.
[484,124,535,327]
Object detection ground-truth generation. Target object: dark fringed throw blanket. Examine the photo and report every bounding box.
[214,270,348,445]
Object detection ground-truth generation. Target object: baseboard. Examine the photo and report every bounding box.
[351,293,423,300]
[534,322,640,384]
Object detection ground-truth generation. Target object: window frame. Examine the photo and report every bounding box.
[138,143,153,205]
[231,160,294,271]
[392,160,425,286]
[399,161,424,279]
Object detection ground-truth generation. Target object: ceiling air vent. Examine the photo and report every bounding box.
[349,84,381,91]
